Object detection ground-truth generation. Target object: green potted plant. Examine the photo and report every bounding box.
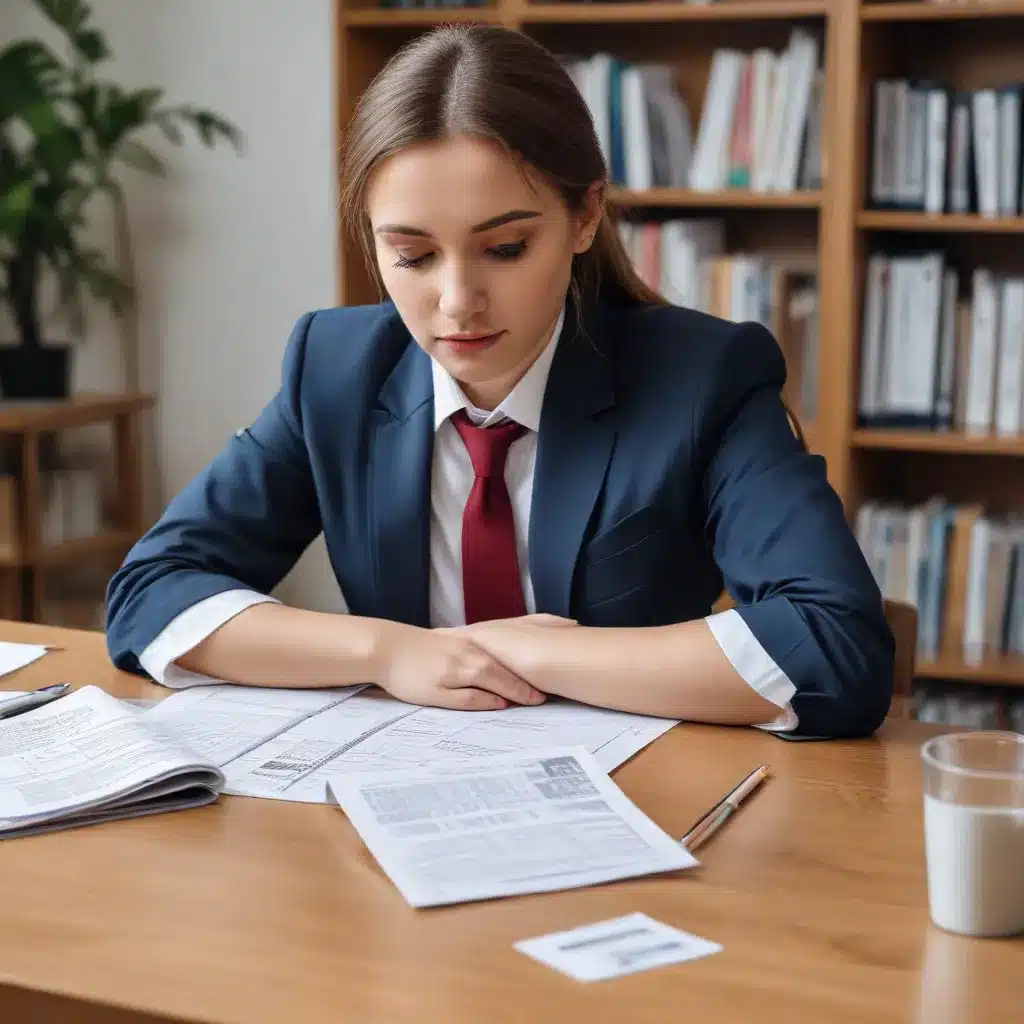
[0,0,241,399]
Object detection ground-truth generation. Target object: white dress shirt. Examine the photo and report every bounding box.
[139,305,798,731]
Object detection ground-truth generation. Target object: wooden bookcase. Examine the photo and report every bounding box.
[0,393,154,624]
[333,0,1024,691]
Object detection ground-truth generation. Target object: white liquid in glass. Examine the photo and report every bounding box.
[924,795,1024,937]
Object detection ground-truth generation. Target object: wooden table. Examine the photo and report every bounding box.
[0,622,1019,1023]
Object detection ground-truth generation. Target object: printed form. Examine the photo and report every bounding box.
[144,687,679,806]
[327,745,697,907]
[144,683,366,766]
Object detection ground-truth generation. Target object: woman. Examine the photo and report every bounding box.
[105,25,893,739]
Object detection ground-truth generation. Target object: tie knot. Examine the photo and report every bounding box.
[451,409,527,477]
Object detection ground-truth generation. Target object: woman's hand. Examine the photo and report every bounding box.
[444,614,581,689]
[374,620,552,711]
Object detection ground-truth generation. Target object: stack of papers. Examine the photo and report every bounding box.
[0,681,689,908]
[143,685,679,805]
[141,684,689,905]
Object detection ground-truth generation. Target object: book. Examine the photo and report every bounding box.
[0,685,224,839]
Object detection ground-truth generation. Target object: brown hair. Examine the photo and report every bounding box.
[337,24,663,313]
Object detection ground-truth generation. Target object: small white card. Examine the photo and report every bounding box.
[514,912,722,982]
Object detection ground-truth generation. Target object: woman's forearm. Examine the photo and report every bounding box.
[463,619,783,724]
[175,602,392,688]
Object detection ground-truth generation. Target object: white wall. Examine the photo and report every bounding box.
[0,0,345,612]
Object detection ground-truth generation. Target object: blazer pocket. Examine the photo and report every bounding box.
[582,584,654,628]
[579,528,661,606]
[584,503,660,565]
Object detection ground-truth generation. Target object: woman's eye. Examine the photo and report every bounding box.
[391,239,527,270]
[393,251,433,269]
[489,240,527,260]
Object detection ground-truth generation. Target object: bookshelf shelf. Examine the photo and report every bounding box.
[917,655,1024,686]
[342,7,500,27]
[861,1,1024,22]
[611,188,822,209]
[857,210,1024,233]
[851,430,1024,454]
[25,531,138,570]
[520,1,829,24]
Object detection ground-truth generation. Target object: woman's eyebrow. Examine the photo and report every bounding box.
[374,209,541,238]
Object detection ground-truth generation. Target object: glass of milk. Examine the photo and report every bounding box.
[921,731,1024,937]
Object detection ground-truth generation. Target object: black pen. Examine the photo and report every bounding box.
[0,683,72,721]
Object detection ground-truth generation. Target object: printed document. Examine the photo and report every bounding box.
[145,688,679,805]
[220,692,421,802]
[327,745,697,907]
[0,641,50,677]
[0,685,224,839]
[144,682,366,766]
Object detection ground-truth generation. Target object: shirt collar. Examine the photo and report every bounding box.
[431,303,565,431]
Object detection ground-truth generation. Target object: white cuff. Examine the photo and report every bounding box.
[705,607,799,733]
[138,589,279,688]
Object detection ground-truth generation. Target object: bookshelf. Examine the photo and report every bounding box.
[0,393,154,624]
[334,0,1024,698]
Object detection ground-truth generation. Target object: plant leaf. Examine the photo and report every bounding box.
[160,104,244,154]
[0,179,35,237]
[116,139,166,176]
[0,41,63,120]
[71,29,109,64]
[153,113,183,146]
[85,84,166,156]
[33,0,91,35]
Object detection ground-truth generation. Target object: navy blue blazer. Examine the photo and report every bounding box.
[105,296,894,738]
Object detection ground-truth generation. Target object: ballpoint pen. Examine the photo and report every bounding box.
[681,764,770,852]
[0,683,72,721]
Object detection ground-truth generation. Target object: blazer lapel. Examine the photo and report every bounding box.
[529,299,617,617]
[370,341,433,627]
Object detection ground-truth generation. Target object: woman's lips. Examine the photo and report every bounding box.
[438,330,506,355]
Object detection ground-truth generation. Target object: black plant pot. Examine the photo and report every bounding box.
[0,344,72,400]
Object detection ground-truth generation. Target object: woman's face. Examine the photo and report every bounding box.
[366,134,602,410]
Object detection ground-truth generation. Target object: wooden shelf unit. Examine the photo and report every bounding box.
[857,210,1024,233]
[0,393,154,623]
[861,1,1024,22]
[917,654,1024,687]
[334,0,1024,688]
[609,187,822,208]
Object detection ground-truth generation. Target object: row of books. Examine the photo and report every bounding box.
[869,79,1024,217]
[561,29,822,194]
[689,31,822,194]
[858,254,1024,436]
[562,56,692,190]
[915,683,1024,733]
[856,499,1024,664]
[616,219,820,418]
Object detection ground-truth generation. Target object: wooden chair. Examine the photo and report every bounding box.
[884,598,918,720]
[780,417,918,718]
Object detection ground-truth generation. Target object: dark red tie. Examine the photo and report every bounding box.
[450,409,528,624]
